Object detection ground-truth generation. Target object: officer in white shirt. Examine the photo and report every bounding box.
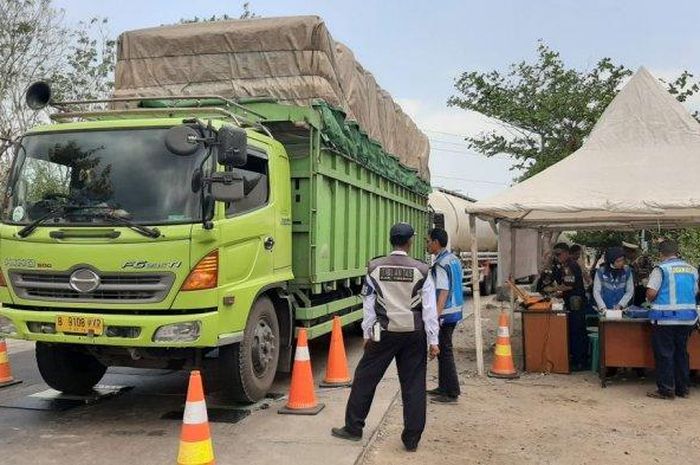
[332,223,440,452]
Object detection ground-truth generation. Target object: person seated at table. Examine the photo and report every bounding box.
[593,247,634,311]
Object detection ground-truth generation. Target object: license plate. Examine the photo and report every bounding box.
[55,315,104,335]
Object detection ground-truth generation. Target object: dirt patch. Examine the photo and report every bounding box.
[363,298,700,465]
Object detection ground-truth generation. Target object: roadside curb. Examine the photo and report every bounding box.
[353,388,401,465]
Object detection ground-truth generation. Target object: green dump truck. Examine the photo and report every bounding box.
[0,18,431,402]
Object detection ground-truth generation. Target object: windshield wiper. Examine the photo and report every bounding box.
[17,205,161,239]
[92,212,161,239]
[17,206,66,238]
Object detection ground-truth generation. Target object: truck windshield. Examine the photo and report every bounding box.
[3,128,205,226]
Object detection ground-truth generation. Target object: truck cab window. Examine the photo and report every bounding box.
[225,150,269,216]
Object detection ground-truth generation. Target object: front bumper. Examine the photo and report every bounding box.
[0,305,240,348]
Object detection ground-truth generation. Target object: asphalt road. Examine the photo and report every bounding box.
[0,332,399,465]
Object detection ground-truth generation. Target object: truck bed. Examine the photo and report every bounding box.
[247,101,429,293]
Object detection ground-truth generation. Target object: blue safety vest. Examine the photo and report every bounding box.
[649,258,698,321]
[432,249,464,325]
[596,266,631,309]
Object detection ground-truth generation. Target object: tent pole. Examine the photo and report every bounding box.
[509,225,516,333]
[469,214,485,376]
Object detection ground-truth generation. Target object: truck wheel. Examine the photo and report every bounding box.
[220,296,280,403]
[35,342,107,395]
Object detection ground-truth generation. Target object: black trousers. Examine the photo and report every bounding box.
[437,323,460,397]
[566,295,588,367]
[345,330,427,447]
[651,324,693,395]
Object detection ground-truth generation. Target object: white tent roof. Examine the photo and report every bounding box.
[467,68,700,230]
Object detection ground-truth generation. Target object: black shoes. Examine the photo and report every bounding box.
[401,431,420,452]
[331,426,362,442]
[676,390,690,399]
[426,387,445,396]
[430,394,459,404]
[646,390,675,400]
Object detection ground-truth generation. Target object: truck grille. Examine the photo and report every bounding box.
[9,270,175,304]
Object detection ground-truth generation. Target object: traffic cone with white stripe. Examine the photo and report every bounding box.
[0,339,21,388]
[488,311,519,379]
[177,370,215,465]
[278,328,325,415]
[320,316,352,388]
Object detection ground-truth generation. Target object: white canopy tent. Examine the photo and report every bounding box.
[464,68,700,375]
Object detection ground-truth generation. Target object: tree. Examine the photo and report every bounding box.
[0,0,115,189]
[0,0,68,154]
[179,2,258,24]
[449,41,700,180]
[451,42,700,262]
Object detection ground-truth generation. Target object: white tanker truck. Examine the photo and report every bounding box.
[428,188,499,295]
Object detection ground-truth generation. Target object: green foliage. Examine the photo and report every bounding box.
[449,41,700,180]
[179,2,257,23]
[0,0,115,191]
[49,17,116,103]
[448,42,632,179]
[452,41,700,260]
[570,231,637,249]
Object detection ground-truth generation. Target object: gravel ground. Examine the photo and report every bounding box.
[362,297,700,465]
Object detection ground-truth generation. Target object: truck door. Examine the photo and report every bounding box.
[271,149,292,274]
[217,148,274,286]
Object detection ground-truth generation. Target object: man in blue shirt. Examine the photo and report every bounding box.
[646,240,698,400]
[426,228,464,404]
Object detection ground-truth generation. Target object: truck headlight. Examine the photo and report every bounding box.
[153,321,201,343]
[0,316,17,336]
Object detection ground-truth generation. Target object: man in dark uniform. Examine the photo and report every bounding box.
[623,241,654,306]
[332,223,440,451]
[552,242,588,370]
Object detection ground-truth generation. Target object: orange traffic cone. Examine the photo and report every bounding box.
[0,339,21,388]
[176,371,215,465]
[320,316,352,388]
[488,311,519,379]
[278,328,325,415]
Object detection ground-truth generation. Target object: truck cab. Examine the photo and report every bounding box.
[0,89,294,401]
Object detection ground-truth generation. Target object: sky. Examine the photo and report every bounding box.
[53,0,700,199]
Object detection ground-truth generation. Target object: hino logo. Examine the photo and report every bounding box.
[69,269,101,293]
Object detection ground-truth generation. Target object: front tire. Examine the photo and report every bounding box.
[220,296,280,403]
[35,342,107,394]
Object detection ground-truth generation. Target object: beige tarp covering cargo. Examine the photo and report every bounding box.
[466,68,700,230]
[114,15,430,180]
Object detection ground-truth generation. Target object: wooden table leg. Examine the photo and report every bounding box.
[599,322,607,388]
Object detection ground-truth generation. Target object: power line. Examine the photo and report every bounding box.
[423,128,468,138]
[428,137,470,147]
[431,174,510,186]
[429,147,483,157]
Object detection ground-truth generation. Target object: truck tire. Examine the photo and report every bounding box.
[35,342,107,395]
[220,296,280,403]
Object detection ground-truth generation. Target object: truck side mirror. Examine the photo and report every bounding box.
[210,172,245,203]
[217,125,247,168]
